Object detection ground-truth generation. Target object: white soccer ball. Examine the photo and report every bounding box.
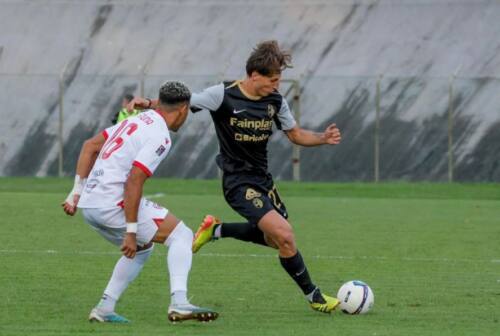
[337,280,374,314]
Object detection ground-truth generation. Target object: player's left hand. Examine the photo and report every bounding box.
[121,234,137,258]
[323,123,342,145]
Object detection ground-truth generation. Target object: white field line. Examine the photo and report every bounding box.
[144,193,166,199]
[0,249,498,264]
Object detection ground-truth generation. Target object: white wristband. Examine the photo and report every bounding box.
[73,175,87,195]
[64,175,87,206]
[126,222,138,234]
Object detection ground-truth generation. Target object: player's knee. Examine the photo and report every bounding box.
[135,244,154,260]
[177,222,194,241]
[275,229,295,249]
[164,221,193,247]
[263,233,279,249]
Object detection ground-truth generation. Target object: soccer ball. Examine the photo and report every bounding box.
[337,280,374,314]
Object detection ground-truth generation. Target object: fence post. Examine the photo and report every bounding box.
[448,75,455,183]
[58,62,69,177]
[374,75,382,182]
[292,80,301,181]
[140,65,146,98]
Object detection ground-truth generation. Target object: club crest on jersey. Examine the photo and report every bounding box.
[245,188,262,200]
[156,145,166,156]
[253,198,264,208]
[267,104,276,118]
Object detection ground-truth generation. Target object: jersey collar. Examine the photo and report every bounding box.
[237,80,263,101]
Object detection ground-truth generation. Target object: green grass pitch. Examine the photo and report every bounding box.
[0,178,499,335]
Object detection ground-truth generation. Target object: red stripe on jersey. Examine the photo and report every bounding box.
[117,200,124,208]
[102,130,109,140]
[153,218,164,227]
[133,161,153,177]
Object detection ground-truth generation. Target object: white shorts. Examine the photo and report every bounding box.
[81,198,168,247]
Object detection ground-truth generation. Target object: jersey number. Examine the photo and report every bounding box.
[268,185,282,209]
[101,120,138,159]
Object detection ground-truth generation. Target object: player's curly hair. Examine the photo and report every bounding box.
[246,40,293,77]
[158,81,191,108]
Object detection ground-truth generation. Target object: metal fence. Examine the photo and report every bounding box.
[1,73,499,181]
[283,76,500,182]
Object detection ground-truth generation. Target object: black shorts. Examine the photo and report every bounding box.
[222,172,288,224]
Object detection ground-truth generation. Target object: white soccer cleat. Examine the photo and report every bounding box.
[88,307,130,323]
[167,303,219,323]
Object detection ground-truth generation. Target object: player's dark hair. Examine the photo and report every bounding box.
[246,40,292,77]
[158,81,191,110]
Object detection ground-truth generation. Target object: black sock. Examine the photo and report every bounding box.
[220,222,267,246]
[279,251,316,295]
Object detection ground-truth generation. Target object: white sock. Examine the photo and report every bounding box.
[165,221,193,303]
[214,224,222,238]
[98,246,154,313]
[171,290,189,305]
[96,293,116,313]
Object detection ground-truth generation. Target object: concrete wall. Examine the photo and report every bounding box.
[0,0,499,181]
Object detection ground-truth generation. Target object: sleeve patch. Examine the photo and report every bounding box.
[155,145,166,156]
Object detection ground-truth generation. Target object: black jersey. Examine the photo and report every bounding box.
[191,81,296,174]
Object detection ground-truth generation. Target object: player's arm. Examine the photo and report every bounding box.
[276,97,341,146]
[285,123,342,147]
[189,83,224,112]
[62,133,106,216]
[121,135,170,258]
[121,166,148,259]
[127,97,156,111]
[126,83,224,113]
[75,133,106,178]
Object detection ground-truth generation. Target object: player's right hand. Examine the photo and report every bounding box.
[62,175,86,216]
[61,193,80,216]
[121,234,137,258]
[126,97,149,112]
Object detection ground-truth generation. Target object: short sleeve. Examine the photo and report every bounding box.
[101,122,121,140]
[190,83,224,112]
[132,137,171,177]
[276,98,297,131]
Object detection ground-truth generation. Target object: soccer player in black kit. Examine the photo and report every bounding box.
[130,40,342,313]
